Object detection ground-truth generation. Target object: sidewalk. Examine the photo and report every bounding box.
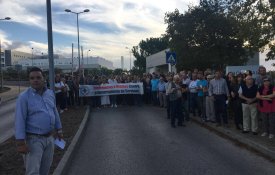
[191,115,275,161]
[0,86,28,104]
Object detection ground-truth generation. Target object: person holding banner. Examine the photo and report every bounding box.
[101,78,110,107]
[108,75,118,108]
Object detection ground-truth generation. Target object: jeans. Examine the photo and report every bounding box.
[189,92,198,115]
[231,99,243,128]
[110,95,117,106]
[134,94,142,106]
[206,96,215,121]
[170,98,184,126]
[197,96,206,120]
[182,98,189,121]
[24,135,54,175]
[166,95,171,118]
[214,95,228,124]
[261,112,275,135]
[56,92,65,110]
[151,91,158,105]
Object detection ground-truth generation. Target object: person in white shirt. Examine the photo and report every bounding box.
[55,74,66,113]
[188,73,199,116]
[181,71,191,121]
[108,75,118,107]
[101,78,110,107]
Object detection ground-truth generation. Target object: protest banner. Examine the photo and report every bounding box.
[79,83,144,97]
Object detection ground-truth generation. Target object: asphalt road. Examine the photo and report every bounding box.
[0,99,16,143]
[67,106,275,175]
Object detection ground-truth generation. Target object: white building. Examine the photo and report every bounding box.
[146,49,176,73]
[17,56,115,71]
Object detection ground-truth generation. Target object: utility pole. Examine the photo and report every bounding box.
[72,43,74,76]
[81,46,84,77]
[0,40,3,90]
[46,0,55,91]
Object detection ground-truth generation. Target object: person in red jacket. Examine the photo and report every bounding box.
[256,77,275,139]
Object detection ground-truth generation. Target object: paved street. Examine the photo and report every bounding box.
[0,86,27,144]
[67,106,275,175]
[0,99,16,143]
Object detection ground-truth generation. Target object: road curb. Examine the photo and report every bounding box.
[53,106,91,175]
[191,116,275,161]
[1,96,18,105]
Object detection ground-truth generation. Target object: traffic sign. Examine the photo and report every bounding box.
[166,52,176,65]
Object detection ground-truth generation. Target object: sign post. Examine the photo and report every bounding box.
[166,51,176,73]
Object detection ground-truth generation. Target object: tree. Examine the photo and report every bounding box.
[164,0,275,70]
[132,36,169,72]
[113,68,124,75]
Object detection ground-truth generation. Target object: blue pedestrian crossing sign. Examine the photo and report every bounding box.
[166,52,177,65]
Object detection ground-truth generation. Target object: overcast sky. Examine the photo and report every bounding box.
[0,0,198,69]
[0,0,273,71]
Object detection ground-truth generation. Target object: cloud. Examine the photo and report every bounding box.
[123,2,137,10]
[0,0,199,69]
[4,41,25,50]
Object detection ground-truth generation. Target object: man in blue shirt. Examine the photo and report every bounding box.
[15,67,63,175]
[151,75,159,105]
[196,71,208,121]
[158,76,166,107]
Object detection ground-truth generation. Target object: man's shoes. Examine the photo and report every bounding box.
[261,132,268,137]
[252,132,258,135]
[242,131,249,134]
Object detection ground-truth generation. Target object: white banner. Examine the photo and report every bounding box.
[79,83,144,97]
[226,65,259,76]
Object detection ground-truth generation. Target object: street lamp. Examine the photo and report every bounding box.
[64,8,90,74]
[86,49,91,65]
[125,47,132,70]
[0,17,11,90]
[31,48,34,66]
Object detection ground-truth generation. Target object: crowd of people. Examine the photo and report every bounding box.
[14,66,274,175]
[54,66,275,138]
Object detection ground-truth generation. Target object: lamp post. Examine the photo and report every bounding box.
[0,17,11,90]
[125,47,132,70]
[65,8,90,75]
[86,49,91,65]
[31,48,34,66]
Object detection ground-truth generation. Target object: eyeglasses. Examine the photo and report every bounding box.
[30,76,42,80]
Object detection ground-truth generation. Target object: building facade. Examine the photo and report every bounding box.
[17,56,114,71]
[146,49,176,74]
[2,50,114,72]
